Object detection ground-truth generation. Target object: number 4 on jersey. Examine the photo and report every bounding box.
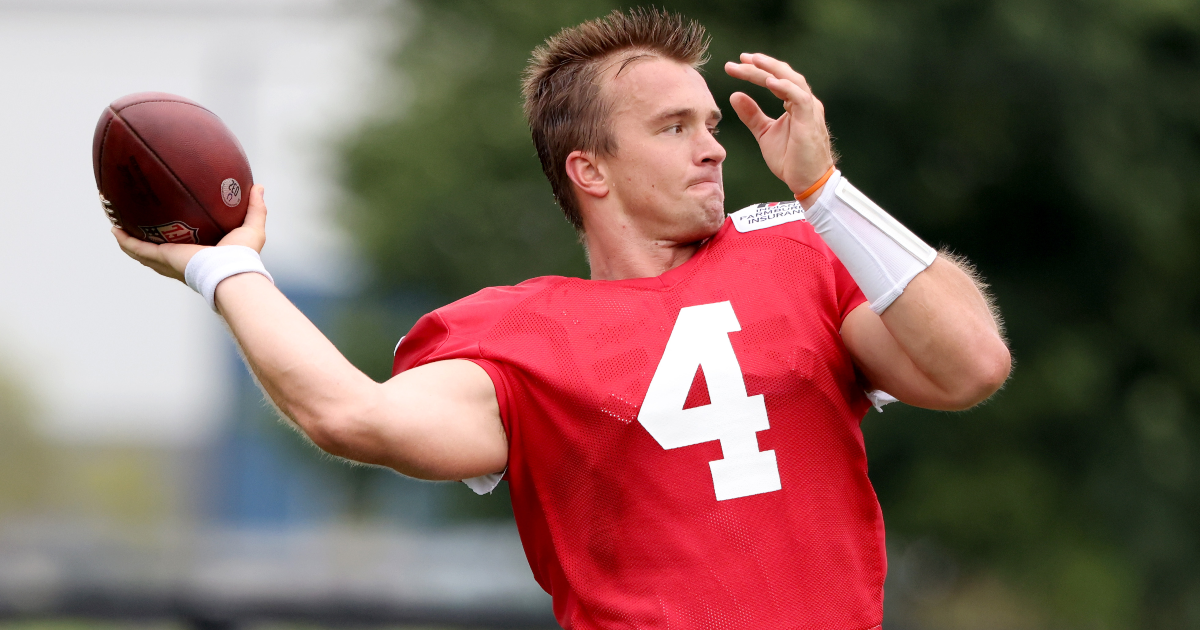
[638,301,782,501]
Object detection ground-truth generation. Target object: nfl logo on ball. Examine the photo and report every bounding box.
[140,221,199,244]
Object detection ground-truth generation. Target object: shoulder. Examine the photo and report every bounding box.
[392,276,567,374]
[434,276,566,331]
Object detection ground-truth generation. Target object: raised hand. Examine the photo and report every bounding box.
[113,184,268,283]
[724,53,835,197]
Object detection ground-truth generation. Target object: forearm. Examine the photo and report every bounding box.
[804,173,1010,408]
[214,273,378,451]
[878,255,1010,405]
[211,274,507,479]
[113,187,506,477]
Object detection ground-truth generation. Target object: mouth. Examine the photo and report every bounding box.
[688,180,723,191]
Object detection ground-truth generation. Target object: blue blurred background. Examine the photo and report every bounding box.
[1,0,1199,628]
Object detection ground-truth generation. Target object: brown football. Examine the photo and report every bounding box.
[93,92,253,246]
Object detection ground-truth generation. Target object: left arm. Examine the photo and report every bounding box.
[840,255,1010,410]
[726,53,1011,410]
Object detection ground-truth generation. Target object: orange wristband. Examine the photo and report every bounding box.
[794,166,835,202]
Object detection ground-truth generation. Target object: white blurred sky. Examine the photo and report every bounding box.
[0,0,398,445]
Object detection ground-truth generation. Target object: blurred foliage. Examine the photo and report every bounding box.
[338,0,1200,626]
[0,367,50,516]
[0,363,183,526]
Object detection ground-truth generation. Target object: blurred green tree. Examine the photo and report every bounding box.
[338,0,1200,626]
[0,366,50,516]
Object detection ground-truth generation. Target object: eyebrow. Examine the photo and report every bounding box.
[652,107,723,123]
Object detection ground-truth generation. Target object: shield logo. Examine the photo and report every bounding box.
[140,221,199,244]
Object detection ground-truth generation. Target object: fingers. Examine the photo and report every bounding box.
[725,54,811,95]
[113,227,157,261]
[726,53,818,122]
[112,227,183,281]
[724,60,776,89]
[743,52,811,94]
[729,92,773,139]
[764,76,814,119]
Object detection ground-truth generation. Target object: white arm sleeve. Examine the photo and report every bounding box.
[184,245,274,312]
[803,171,937,313]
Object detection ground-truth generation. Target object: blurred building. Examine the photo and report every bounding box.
[0,1,552,624]
[0,0,381,445]
[0,0,512,526]
[0,0,388,520]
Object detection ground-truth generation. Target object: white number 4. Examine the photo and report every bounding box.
[638,301,782,501]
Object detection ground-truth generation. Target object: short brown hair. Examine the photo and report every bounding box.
[521,8,710,231]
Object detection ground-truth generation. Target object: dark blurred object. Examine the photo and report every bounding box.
[339,0,1200,627]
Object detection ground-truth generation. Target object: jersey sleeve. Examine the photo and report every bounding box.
[392,288,518,376]
[391,311,515,441]
[392,310,470,373]
[829,251,869,323]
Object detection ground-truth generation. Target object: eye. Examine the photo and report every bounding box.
[664,124,683,135]
[708,125,720,137]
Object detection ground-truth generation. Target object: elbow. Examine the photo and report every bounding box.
[302,402,380,463]
[942,340,1012,410]
[306,413,355,459]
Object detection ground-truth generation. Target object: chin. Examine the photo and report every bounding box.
[701,197,725,229]
[682,202,725,242]
[655,194,725,243]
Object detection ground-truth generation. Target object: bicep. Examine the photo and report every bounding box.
[359,359,507,481]
[840,302,949,409]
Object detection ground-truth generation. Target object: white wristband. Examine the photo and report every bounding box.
[184,245,274,312]
[804,170,937,313]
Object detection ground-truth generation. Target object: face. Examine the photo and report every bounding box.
[596,56,726,242]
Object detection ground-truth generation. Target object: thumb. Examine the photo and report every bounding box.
[730,92,773,140]
[245,185,267,232]
[217,184,267,251]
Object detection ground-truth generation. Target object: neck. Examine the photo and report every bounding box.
[582,215,709,281]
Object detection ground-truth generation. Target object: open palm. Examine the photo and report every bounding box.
[725,53,835,195]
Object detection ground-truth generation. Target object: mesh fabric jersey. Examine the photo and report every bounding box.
[393,210,885,630]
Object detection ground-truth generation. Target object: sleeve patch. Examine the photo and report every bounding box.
[730,201,806,233]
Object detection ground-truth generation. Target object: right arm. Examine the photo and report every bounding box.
[113,186,508,480]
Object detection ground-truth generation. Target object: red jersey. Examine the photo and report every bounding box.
[393,206,883,630]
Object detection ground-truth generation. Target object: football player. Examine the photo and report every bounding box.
[115,8,1010,629]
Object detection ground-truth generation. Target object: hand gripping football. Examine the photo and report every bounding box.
[92,92,253,246]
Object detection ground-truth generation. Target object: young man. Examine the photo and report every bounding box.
[115,8,1010,630]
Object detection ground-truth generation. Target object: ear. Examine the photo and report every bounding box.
[565,150,609,199]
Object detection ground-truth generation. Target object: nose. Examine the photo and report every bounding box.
[698,127,726,166]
